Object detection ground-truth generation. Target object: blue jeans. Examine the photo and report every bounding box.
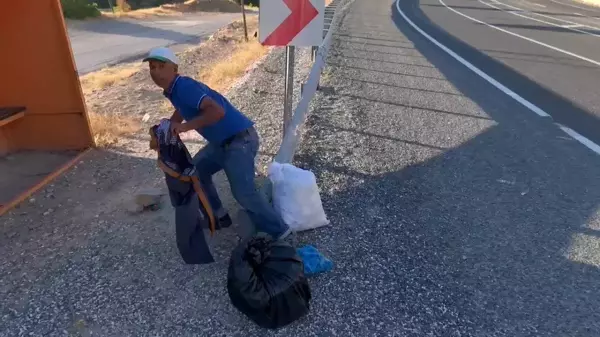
[192,127,289,238]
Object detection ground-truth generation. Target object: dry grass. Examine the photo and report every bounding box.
[199,39,268,92]
[88,111,141,147]
[79,64,141,95]
[103,0,243,19]
[83,16,268,148]
[198,16,267,91]
[576,0,600,6]
[80,64,142,147]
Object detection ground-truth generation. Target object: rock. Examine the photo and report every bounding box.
[142,113,151,123]
[134,188,165,207]
[126,202,144,214]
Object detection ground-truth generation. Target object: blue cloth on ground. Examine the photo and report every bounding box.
[297,245,333,276]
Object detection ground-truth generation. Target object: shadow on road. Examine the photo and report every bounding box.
[299,110,600,334]
[287,1,600,334]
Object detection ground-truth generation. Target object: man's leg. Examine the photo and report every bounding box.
[192,144,230,226]
[223,129,290,239]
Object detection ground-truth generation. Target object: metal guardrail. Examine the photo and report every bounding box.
[261,0,354,199]
[273,0,353,165]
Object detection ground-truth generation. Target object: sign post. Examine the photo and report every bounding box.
[107,0,115,13]
[284,46,295,133]
[240,0,249,42]
[259,0,325,137]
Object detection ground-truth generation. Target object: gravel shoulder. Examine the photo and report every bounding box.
[1,15,317,337]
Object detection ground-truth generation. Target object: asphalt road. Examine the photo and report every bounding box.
[290,0,600,335]
[405,0,600,147]
[66,13,240,74]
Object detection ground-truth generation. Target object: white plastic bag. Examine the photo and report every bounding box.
[268,162,330,232]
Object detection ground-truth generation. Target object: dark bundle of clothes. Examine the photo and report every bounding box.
[149,119,216,264]
[227,233,312,329]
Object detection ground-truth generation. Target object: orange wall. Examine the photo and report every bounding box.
[0,0,94,153]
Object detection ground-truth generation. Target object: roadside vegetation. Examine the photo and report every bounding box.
[82,17,264,147]
[75,0,333,146]
[88,110,141,147]
[103,0,245,18]
[61,0,102,19]
[577,0,600,6]
[198,17,267,92]
[62,0,256,20]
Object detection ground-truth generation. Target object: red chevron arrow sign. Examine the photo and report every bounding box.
[259,0,325,46]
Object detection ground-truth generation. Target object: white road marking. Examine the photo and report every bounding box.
[394,0,549,118]
[394,0,600,155]
[532,3,547,7]
[492,0,600,30]
[479,0,600,37]
[558,124,600,154]
[438,0,600,66]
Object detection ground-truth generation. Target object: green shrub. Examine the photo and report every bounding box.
[233,0,259,7]
[61,0,102,19]
[122,0,185,10]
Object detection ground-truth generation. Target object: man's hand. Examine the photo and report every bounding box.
[170,121,192,135]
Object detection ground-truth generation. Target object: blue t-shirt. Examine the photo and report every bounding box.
[165,75,254,144]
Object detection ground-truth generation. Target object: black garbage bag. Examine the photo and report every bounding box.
[149,121,216,264]
[227,233,312,329]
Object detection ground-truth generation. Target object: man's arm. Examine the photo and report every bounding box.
[174,97,224,133]
[170,109,183,123]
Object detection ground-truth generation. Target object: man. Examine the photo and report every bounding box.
[143,47,291,241]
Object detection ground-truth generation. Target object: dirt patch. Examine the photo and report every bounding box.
[82,16,261,148]
[103,0,246,19]
[198,17,267,92]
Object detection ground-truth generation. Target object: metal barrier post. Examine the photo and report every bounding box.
[283,46,295,137]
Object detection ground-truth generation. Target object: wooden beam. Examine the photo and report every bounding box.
[0,111,25,127]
